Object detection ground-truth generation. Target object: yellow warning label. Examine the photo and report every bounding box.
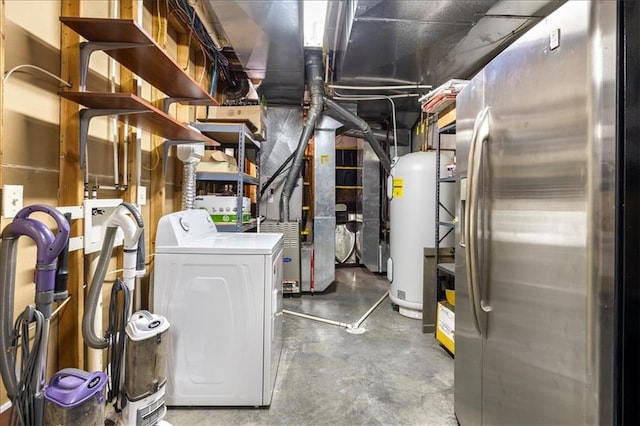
[320,154,330,165]
[393,177,403,198]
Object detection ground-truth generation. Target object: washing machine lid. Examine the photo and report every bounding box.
[155,231,283,255]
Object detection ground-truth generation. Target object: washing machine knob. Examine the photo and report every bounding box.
[179,217,190,232]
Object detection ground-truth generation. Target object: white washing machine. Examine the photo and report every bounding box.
[153,209,284,406]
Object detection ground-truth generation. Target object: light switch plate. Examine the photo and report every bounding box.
[3,185,23,218]
[138,186,147,206]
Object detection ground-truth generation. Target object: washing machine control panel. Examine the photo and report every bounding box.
[156,209,218,246]
[179,217,190,232]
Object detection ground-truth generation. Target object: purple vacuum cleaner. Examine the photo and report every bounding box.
[0,204,70,425]
[44,368,108,425]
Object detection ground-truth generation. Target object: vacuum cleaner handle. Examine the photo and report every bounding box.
[54,212,72,300]
[49,368,92,382]
[15,204,70,265]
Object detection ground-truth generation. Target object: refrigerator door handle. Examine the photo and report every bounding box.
[464,106,491,335]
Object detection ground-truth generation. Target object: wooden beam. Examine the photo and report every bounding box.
[120,0,138,205]
[174,33,191,211]
[149,0,168,267]
[58,0,84,370]
[1,0,5,192]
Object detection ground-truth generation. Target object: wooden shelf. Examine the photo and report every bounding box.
[59,91,219,144]
[60,17,218,104]
[59,91,219,168]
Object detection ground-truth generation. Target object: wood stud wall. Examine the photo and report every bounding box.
[52,0,208,371]
[58,0,83,370]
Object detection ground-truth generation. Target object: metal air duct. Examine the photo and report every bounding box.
[280,51,324,222]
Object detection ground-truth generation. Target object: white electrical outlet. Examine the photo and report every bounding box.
[138,186,147,206]
[2,185,23,218]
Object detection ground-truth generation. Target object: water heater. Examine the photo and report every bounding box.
[387,151,454,318]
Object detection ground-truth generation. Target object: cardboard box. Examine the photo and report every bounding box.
[202,105,266,141]
[196,150,238,173]
[435,301,455,354]
[194,195,251,223]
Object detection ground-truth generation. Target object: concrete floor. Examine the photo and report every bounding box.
[164,266,456,425]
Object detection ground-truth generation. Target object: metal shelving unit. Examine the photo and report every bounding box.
[434,122,456,302]
[192,121,261,232]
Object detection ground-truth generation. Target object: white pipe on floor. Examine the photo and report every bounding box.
[282,309,349,328]
[283,290,389,332]
[351,291,389,330]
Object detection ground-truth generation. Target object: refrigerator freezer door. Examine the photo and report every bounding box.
[478,1,617,424]
[454,73,485,425]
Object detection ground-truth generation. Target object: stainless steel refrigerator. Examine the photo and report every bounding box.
[455,1,640,424]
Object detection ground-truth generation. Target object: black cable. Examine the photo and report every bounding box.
[9,306,44,426]
[106,278,130,409]
[260,151,296,198]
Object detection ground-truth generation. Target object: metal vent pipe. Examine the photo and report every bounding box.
[182,161,198,210]
[344,128,394,145]
[323,96,391,174]
[280,50,324,222]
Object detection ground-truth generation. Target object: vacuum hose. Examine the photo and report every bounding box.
[83,202,143,349]
[0,205,69,426]
[83,226,118,350]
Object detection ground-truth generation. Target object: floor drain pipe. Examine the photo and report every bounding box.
[349,291,389,332]
[283,309,349,328]
[283,290,389,333]
[280,50,324,222]
[323,96,391,174]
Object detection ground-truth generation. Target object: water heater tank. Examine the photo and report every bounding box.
[387,151,454,319]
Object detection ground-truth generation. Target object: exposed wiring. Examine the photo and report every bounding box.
[141,138,162,171]
[3,64,72,87]
[260,150,296,198]
[168,0,230,94]
[198,45,208,84]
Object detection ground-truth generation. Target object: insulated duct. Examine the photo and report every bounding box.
[280,51,324,222]
[177,144,204,210]
[182,161,198,210]
[323,96,392,174]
